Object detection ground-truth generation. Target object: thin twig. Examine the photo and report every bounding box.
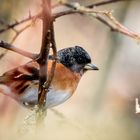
[0,40,37,59]
[0,2,63,35]
[58,0,127,9]
[0,15,36,34]
[53,6,112,18]
[0,0,128,35]
[86,0,127,8]
[104,12,140,40]
[54,2,140,41]
[10,24,32,44]
[53,9,78,18]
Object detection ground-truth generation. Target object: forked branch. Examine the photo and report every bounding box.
[54,1,140,41]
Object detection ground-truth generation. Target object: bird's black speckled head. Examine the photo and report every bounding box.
[57,46,98,73]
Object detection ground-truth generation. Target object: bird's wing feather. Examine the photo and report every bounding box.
[0,61,39,95]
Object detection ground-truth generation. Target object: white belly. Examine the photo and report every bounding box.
[20,87,72,108]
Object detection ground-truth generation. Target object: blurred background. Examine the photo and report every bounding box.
[0,0,140,140]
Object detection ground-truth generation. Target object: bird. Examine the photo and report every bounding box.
[0,46,98,109]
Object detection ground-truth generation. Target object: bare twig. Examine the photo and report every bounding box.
[0,1,64,35]
[0,0,128,35]
[58,0,127,9]
[86,0,127,8]
[104,12,140,41]
[0,40,37,59]
[54,2,140,41]
[10,24,32,44]
[53,9,78,18]
[0,15,36,34]
[53,7,111,18]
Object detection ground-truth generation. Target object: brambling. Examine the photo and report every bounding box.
[0,46,98,108]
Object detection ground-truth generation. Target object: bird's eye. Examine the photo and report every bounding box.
[79,57,82,61]
[76,57,82,63]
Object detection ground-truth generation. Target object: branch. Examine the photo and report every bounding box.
[0,15,37,34]
[0,2,62,35]
[103,12,140,40]
[34,0,53,127]
[0,0,128,35]
[58,0,126,9]
[37,0,52,107]
[0,40,37,59]
[43,24,57,92]
[54,2,140,41]
[53,8,110,18]
[86,0,127,8]
[10,24,32,44]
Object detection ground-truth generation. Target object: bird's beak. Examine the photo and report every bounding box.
[84,63,99,70]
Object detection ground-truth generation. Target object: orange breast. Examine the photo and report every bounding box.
[47,61,81,94]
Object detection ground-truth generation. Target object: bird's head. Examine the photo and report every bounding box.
[56,46,99,74]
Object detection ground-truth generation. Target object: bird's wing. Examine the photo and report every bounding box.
[0,55,55,84]
[0,61,39,95]
[1,60,39,83]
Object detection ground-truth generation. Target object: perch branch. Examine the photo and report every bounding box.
[43,24,57,91]
[35,0,53,127]
[37,0,52,107]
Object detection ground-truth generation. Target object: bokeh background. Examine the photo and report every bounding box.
[0,0,140,140]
